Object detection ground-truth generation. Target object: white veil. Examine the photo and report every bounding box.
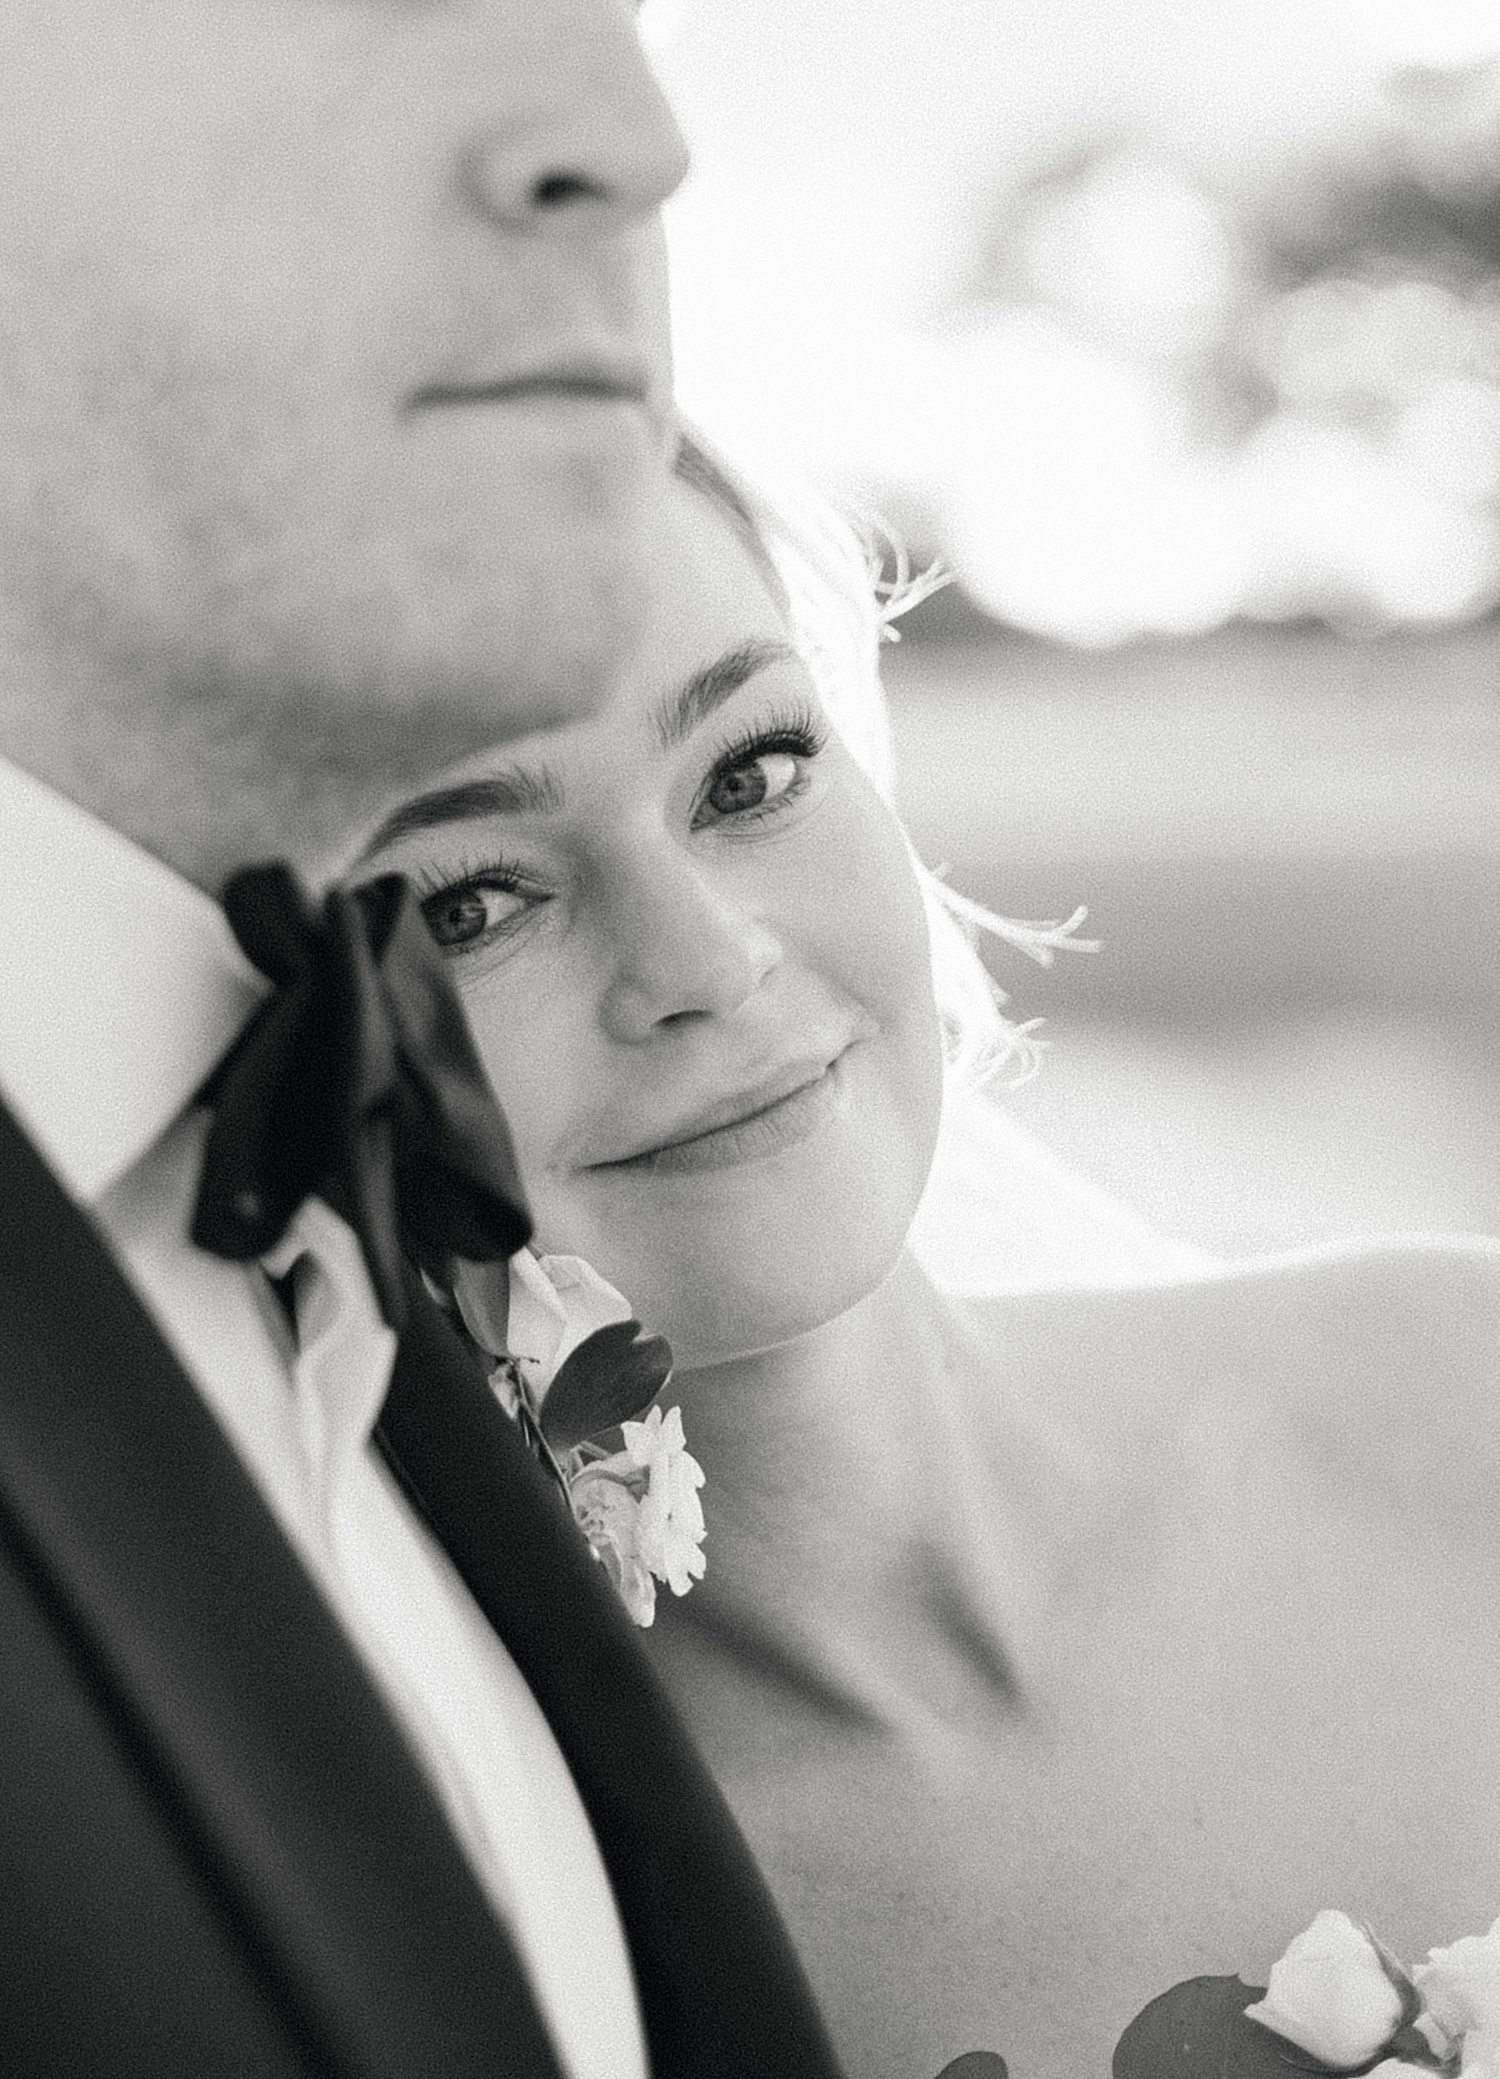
[687,428,1218,1295]
[910,1080,1218,1293]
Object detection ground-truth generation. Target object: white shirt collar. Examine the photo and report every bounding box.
[0,756,266,1204]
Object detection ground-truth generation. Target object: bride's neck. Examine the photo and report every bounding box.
[670,1250,953,1549]
[658,1254,1032,1740]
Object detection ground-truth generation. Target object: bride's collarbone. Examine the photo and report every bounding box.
[663,1238,1500,1771]
[667,1249,1500,2079]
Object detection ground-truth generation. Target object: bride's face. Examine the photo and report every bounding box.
[359,478,944,1366]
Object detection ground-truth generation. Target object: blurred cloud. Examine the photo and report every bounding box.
[1015,154,1241,358]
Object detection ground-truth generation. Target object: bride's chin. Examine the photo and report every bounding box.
[646,1221,916,1373]
[533,1068,941,1366]
[661,1301,837,1375]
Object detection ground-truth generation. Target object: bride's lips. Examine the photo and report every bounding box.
[584,1050,854,1178]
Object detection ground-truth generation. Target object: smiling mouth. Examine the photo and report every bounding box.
[588,1052,852,1179]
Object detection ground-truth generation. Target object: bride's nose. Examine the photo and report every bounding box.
[598,855,782,1042]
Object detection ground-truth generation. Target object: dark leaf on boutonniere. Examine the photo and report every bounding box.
[538,1319,674,1456]
[932,2055,1009,2078]
[1115,1975,1358,2079]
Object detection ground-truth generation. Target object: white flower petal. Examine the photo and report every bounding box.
[1416,1924,1500,2044]
[535,1255,634,1357]
[613,1408,708,1597]
[501,1249,569,1382]
[569,1467,657,1626]
[503,1249,633,1402]
[1244,1912,1406,2070]
[622,1403,681,1470]
[1464,2027,1500,2079]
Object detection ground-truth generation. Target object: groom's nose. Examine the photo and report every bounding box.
[461,1,690,231]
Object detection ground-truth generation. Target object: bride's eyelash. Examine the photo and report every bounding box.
[707,698,828,782]
[406,697,829,933]
[407,849,531,904]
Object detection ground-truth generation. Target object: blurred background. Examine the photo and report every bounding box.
[649,0,1500,1259]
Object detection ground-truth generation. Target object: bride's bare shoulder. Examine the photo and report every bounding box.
[954,1235,1500,1499]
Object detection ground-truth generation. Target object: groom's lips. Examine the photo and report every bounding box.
[407,352,655,415]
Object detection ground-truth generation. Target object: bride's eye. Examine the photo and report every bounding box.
[413,862,544,957]
[703,749,799,818]
[693,705,827,831]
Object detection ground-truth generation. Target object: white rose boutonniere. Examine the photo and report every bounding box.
[447,1251,705,1627]
[502,1249,634,1402]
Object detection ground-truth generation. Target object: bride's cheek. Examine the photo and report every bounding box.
[817,790,936,1025]
[846,808,946,1168]
[458,989,569,1177]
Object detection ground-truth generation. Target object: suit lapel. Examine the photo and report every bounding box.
[377,1285,847,2079]
[0,1098,564,2079]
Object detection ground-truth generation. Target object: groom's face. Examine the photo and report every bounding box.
[0,2,686,869]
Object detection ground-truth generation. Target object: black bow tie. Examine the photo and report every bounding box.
[191,862,531,1329]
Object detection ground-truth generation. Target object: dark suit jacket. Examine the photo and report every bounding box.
[0,1095,844,2079]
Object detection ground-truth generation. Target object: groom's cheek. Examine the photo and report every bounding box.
[635,220,676,421]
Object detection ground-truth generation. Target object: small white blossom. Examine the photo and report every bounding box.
[1244,1911,1407,2070]
[1416,1921,1500,2077]
[569,1466,658,1627]
[568,1407,707,1622]
[621,1406,707,1598]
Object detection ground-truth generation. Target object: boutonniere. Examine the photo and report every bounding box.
[1116,1909,1500,2079]
[448,1252,706,1628]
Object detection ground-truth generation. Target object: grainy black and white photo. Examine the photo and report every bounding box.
[1,5,1496,2077]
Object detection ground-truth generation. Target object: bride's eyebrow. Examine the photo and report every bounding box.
[359,635,801,857]
[357,763,562,858]
[653,636,798,750]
